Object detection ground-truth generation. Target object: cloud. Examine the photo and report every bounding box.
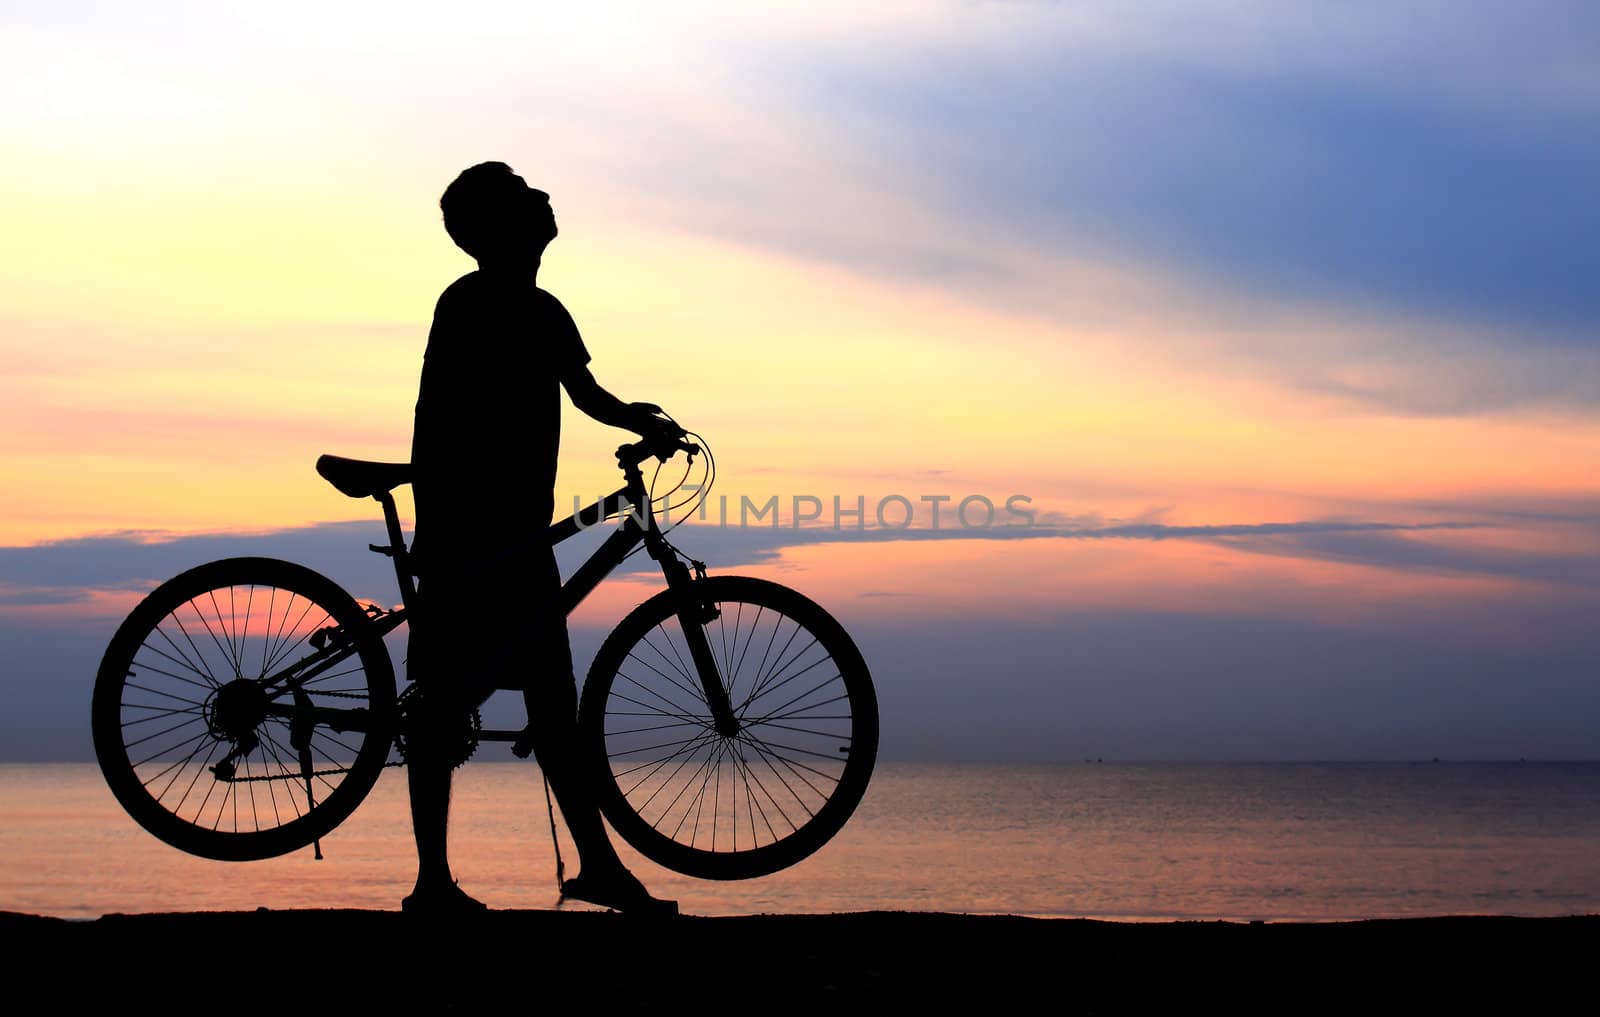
[781,4,1600,333]
[1208,529,1600,591]
[10,598,1600,762]
[0,584,98,606]
[11,514,1578,614]
[554,3,1600,414]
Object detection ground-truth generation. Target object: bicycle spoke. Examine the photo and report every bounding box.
[640,734,721,827]
[192,754,225,829]
[309,727,362,759]
[243,743,260,832]
[169,739,222,818]
[143,734,216,798]
[745,619,803,707]
[123,680,203,706]
[615,727,718,794]
[732,738,825,818]
[300,665,368,686]
[740,643,826,713]
[131,728,214,770]
[615,668,707,721]
[203,591,243,679]
[650,623,700,695]
[635,628,704,703]
[262,591,305,676]
[746,671,844,725]
[254,739,281,829]
[144,632,219,689]
[262,599,320,676]
[257,730,303,819]
[727,738,791,838]
[168,612,222,688]
[747,691,852,729]
[120,705,205,727]
[267,608,334,678]
[229,585,243,676]
[622,650,706,712]
[259,585,278,678]
[747,718,852,741]
[606,718,705,737]
[607,688,713,729]
[731,732,820,820]
[677,741,723,848]
[127,656,215,694]
[607,729,721,761]
[123,714,207,752]
[741,728,850,772]
[738,728,845,784]
[746,612,786,706]
[727,604,762,706]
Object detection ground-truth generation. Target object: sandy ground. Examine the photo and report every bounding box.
[4,909,1593,1011]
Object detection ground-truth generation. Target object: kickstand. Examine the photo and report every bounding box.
[542,772,566,897]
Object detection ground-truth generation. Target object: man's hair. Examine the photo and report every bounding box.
[440,161,525,259]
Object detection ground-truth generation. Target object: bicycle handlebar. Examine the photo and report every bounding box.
[616,433,700,468]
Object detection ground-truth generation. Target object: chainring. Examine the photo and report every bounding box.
[393,684,481,770]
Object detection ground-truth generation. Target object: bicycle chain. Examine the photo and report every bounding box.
[217,759,406,783]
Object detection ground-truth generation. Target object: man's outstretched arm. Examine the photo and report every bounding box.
[562,364,679,437]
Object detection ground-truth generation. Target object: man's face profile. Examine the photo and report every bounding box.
[505,176,557,251]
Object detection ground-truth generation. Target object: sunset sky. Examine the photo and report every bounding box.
[3,1,1597,760]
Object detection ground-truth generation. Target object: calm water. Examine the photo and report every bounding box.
[3,761,1598,921]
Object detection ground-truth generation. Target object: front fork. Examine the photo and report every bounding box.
[655,550,738,736]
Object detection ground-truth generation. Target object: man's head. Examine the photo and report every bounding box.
[439,162,557,264]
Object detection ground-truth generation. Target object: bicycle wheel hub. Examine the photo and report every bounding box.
[205,679,268,740]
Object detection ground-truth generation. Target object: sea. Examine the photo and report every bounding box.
[3,761,1598,922]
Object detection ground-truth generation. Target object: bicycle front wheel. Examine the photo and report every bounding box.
[91,557,396,861]
[580,576,878,880]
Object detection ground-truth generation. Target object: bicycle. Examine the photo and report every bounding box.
[91,430,878,881]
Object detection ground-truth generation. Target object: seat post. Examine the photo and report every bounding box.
[374,492,417,611]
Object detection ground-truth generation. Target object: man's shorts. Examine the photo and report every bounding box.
[405,540,573,700]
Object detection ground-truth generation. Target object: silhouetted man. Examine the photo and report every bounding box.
[404,161,678,915]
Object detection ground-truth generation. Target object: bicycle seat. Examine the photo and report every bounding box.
[316,455,414,499]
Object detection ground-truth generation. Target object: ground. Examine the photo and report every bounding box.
[5,909,1591,1012]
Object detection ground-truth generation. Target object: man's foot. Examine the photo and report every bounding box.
[559,870,678,916]
[402,880,488,916]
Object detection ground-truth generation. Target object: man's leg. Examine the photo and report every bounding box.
[522,676,623,873]
[522,677,672,914]
[407,748,456,888]
[401,597,483,913]
[518,569,674,913]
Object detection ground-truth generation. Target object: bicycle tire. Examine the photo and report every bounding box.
[579,576,877,879]
[91,557,396,861]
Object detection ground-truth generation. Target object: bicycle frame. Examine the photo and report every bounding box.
[334,448,736,747]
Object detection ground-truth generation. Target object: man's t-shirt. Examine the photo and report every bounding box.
[410,270,591,572]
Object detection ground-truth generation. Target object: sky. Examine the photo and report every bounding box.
[2,0,1597,761]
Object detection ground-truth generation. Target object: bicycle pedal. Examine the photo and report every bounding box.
[510,727,536,759]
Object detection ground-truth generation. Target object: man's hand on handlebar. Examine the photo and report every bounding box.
[616,405,697,466]
[626,401,686,441]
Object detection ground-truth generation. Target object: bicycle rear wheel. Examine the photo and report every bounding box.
[579,576,878,879]
[91,557,396,861]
